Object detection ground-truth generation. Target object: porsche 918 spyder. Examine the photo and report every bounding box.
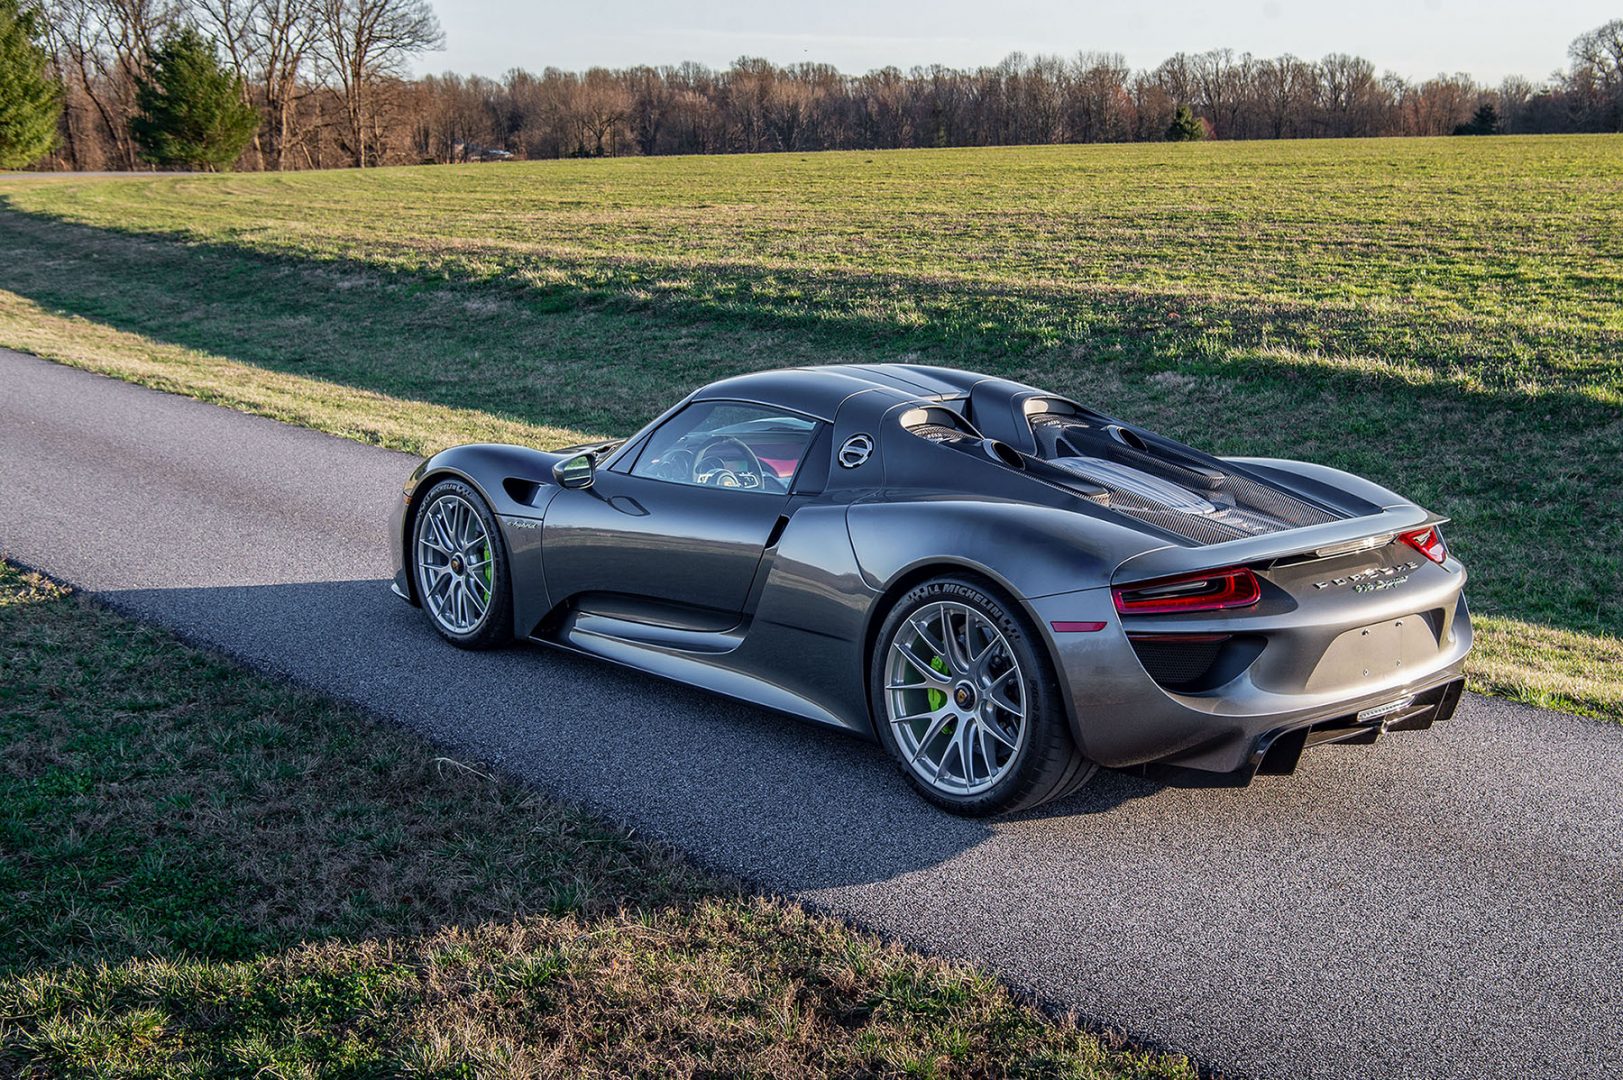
[388,364,1470,814]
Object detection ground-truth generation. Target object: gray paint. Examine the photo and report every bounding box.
[393,364,1471,779]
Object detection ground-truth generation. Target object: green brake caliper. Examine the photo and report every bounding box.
[483,542,493,590]
[927,654,949,711]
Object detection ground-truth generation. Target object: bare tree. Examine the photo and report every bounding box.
[196,0,263,165]
[44,0,176,167]
[1067,52,1130,143]
[1495,74,1534,132]
[571,67,629,155]
[318,0,439,166]
[1567,18,1623,130]
[625,65,668,155]
[1253,54,1315,138]
[1192,48,1245,137]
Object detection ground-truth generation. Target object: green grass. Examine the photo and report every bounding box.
[0,136,1619,721]
[0,561,1193,1077]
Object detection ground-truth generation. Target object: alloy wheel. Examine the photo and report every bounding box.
[415,493,494,635]
[883,601,1027,796]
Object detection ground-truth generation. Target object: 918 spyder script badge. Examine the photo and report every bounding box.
[1314,560,1420,591]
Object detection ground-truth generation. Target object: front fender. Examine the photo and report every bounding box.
[395,443,565,638]
[403,443,567,518]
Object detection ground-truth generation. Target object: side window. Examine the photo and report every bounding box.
[631,401,819,494]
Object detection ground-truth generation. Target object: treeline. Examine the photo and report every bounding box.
[14,0,1623,171]
[420,32,1623,163]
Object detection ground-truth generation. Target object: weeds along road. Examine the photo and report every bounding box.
[2,348,1619,1080]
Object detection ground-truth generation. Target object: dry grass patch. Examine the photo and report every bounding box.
[0,290,583,457]
[1467,615,1623,721]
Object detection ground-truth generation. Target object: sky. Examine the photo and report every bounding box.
[412,0,1619,85]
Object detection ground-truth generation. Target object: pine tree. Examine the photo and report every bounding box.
[131,29,259,170]
[0,0,60,170]
[1165,104,1206,142]
[1452,103,1500,136]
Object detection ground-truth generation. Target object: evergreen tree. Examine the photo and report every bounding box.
[0,0,60,170]
[1452,103,1501,136]
[1165,104,1206,142]
[131,29,259,170]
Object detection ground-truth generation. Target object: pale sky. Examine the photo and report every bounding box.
[413,0,1618,85]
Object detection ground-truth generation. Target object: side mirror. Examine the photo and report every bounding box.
[552,453,595,490]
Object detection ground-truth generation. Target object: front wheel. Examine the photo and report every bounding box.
[870,576,1096,815]
[411,479,514,649]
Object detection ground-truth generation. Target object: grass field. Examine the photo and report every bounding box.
[0,135,1619,721]
[0,562,1193,1077]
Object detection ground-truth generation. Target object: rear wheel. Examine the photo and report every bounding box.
[411,479,514,649]
[870,576,1096,815]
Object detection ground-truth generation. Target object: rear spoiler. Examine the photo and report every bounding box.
[1111,505,1447,585]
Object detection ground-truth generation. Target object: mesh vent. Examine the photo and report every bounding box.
[908,422,971,443]
[1112,505,1253,545]
[1129,637,1227,688]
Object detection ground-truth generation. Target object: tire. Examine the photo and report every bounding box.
[410,478,514,650]
[869,575,1096,815]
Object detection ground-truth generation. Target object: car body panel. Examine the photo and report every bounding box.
[389,363,1473,783]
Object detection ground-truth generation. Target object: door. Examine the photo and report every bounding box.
[542,401,821,624]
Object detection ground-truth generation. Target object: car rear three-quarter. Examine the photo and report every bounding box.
[385,362,1472,816]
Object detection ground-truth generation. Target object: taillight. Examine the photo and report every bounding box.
[1113,567,1261,615]
[1400,526,1448,564]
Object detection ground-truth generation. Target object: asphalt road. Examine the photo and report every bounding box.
[2,349,1619,1080]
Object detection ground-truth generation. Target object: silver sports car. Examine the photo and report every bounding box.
[389,364,1470,814]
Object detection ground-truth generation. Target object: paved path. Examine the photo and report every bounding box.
[2,349,1619,1080]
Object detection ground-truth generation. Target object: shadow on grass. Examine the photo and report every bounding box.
[2,201,1620,425]
[0,202,1617,638]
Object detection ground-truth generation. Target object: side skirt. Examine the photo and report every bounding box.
[530,614,865,735]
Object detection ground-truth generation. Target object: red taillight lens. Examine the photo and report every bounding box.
[1400,526,1448,564]
[1113,567,1261,615]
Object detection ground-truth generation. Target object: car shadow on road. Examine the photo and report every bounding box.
[93,577,1180,895]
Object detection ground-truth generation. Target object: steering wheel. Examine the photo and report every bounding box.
[693,437,766,489]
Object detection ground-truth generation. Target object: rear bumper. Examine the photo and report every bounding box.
[1029,577,1473,775]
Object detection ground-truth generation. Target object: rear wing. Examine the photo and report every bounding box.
[1111,504,1447,585]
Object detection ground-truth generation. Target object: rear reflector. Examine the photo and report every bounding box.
[1050,621,1107,633]
[1400,526,1448,564]
[1113,566,1262,615]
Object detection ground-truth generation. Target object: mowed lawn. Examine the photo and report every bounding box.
[0,562,1192,1077]
[0,135,1619,720]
